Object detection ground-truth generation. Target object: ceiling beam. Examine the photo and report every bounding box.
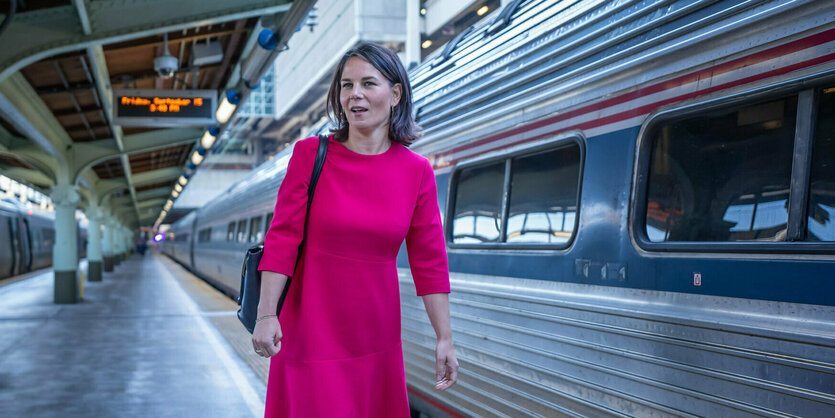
[136,198,167,209]
[105,27,247,53]
[54,105,101,117]
[69,127,202,178]
[131,167,182,186]
[0,1,294,83]
[94,178,129,202]
[210,19,247,90]
[135,187,174,201]
[0,166,54,187]
[37,63,224,94]
[0,72,71,166]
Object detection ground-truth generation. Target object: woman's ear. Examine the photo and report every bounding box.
[391,83,402,107]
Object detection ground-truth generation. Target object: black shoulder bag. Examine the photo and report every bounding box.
[237,134,329,333]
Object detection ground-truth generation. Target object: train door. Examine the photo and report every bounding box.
[1,216,16,277]
[8,216,22,276]
[189,217,198,268]
[21,218,33,272]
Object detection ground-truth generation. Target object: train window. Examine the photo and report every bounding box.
[227,222,235,242]
[644,95,797,242]
[236,219,247,243]
[248,216,263,243]
[507,145,580,244]
[265,213,273,237]
[807,86,835,241]
[198,227,211,243]
[448,136,584,248]
[451,162,505,243]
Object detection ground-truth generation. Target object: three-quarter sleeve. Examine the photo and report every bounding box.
[406,158,451,296]
[258,138,316,276]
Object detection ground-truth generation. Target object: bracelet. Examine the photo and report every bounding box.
[256,314,277,323]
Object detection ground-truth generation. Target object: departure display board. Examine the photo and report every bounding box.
[113,89,217,127]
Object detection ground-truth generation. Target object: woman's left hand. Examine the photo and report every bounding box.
[434,338,459,391]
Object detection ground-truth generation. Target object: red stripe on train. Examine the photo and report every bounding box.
[407,386,466,418]
[430,27,835,167]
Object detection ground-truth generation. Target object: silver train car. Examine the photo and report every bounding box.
[164,0,835,416]
[0,197,86,279]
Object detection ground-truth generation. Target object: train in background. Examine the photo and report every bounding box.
[164,0,835,416]
[0,197,87,279]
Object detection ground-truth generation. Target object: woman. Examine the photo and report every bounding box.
[251,42,459,417]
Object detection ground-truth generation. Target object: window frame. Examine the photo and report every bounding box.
[631,75,834,254]
[445,132,586,251]
[248,215,263,243]
[236,219,248,243]
[227,222,235,242]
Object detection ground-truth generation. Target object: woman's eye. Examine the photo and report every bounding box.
[364,81,375,86]
[342,83,352,88]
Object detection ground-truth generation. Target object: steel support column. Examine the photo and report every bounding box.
[103,217,114,272]
[114,225,123,266]
[85,205,103,282]
[51,184,80,303]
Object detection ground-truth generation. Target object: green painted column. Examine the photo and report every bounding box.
[103,217,114,272]
[113,223,122,266]
[85,206,103,282]
[50,184,80,304]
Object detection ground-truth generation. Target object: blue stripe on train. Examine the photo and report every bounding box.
[397,127,835,307]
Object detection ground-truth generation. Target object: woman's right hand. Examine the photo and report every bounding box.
[252,317,282,358]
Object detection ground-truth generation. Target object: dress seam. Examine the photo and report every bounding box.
[281,344,403,365]
[306,244,395,263]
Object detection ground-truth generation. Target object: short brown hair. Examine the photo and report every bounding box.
[326,42,420,146]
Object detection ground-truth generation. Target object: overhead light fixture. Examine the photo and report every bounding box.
[172,190,179,198]
[422,40,433,49]
[190,150,204,165]
[420,8,426,15]
[174,183,183,193]
[241,29,279,89]
[216,91,240,124]
[178,175,188,186]
[164,200,173,210]
[201,127,220,149]
[477,6,489,16]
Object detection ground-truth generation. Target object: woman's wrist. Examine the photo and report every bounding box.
[256,314,277,323]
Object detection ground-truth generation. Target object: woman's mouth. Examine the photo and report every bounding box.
[350,106,368,115]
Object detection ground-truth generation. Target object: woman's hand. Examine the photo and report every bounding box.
[252,271,289,358]
[252,317,282,358]
[434,338,459,390]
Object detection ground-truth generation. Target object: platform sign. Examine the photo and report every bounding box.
[113,89,217,127]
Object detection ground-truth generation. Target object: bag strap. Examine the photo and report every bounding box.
[307,134,329,209]
[291,134,329,269]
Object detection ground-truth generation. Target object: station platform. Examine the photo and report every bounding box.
[0,251,269,417]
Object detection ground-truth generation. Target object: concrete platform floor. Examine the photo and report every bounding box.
[0,251,269,417]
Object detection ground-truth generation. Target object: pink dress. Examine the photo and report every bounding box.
[258,135,451,417]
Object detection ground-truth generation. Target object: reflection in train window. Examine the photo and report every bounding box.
[507,145,580,244]
[227,222,235,242]
[236,219,247,243]
[645,96,797,242]
[248,216,263,243]
[198,228,212,243]
[42,228,54,247]
[451,162,504,243]
[265,213,273,237]
[808,86,835,241]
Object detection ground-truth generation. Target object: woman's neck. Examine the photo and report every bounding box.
[345,125,391,155]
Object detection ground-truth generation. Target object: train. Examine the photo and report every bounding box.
[163,0,835,416]
[0,197,88,279]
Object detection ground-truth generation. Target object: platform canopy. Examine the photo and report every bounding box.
[0,0,315,227]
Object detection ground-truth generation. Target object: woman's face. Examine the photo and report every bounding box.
[339,57,401,134]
